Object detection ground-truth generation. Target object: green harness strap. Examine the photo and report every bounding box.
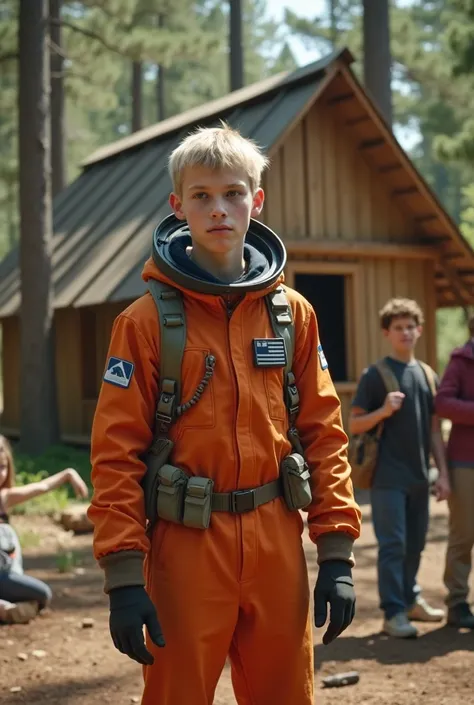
[264,285,299,428]
[148,279,187,441]
[148,281,298,439]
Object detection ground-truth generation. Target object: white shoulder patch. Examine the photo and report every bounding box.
[103,357,134,388]
[317,344,328,371]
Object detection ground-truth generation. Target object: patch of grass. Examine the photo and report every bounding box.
[15,528,42,550]
[10,444,91,516]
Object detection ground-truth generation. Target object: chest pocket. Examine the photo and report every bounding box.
[175,348,215,430]
[264,367,287,421]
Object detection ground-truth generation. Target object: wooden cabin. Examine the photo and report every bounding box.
[1,48,473,444]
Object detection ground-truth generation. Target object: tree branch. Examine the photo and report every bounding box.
[50,18,125,57]
[0,52,18,63]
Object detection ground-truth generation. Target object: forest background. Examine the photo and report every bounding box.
[1,0,474,382]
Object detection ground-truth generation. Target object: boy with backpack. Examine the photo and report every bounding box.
[87,124,361,705]
[349,298,449,638]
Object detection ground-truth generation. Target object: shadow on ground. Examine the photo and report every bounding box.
[315,623,474,669]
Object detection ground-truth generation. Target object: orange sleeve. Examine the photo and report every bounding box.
[292,304,361,558]
[88,311,159,565]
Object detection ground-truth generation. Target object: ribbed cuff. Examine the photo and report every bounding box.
[99,550,146,594]
[316,532,355,566]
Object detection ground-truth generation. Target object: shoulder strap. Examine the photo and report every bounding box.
[148,280,187,438]
[418,361,437,398]
[264,286,299,427]
[374,359,400,394]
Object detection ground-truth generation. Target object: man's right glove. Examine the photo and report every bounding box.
[109,585,165,665]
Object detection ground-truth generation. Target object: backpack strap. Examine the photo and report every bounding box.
[371,359,399,439]
[374,359,400,394]
[264,286,298,425]
[148,280,187,440]
[418,361,437,399]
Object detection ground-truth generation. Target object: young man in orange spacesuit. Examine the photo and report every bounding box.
[88,123,361,705]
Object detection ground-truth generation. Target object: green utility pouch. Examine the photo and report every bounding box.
[183,477,214,530]
[281,453,312,511]
[142,438,175,528]
[156,464,189,524]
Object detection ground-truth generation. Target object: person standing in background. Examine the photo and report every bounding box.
[435,313,474,629]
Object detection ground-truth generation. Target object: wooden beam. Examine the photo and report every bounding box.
[345,115,370,127]
[379,163,402,173]
[422,235,453,245]
[359,138,385,150]
[327,92,355,105]
[285,239,437,260]
[392,186,418,196]
[439,256,474,304]
[415,214,437,223]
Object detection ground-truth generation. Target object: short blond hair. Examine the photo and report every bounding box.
[168,122,269,195]
[379,298,424,330]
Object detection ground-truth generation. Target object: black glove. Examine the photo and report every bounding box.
[109,585,165,665]
[314,560,355,645]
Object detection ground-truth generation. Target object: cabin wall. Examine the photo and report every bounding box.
[0,302,131,442]
[262,101,414,244]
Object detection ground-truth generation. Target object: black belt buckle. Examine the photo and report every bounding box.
[231,489,256,514]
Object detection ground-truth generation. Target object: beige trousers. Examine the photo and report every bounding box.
[444,467,474,608]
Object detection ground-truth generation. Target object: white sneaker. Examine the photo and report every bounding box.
[407,596,444,623]
[383,612,418,638]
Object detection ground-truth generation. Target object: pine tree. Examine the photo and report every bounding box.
[18,0,59,453]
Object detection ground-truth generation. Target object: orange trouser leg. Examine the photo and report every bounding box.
[141,519,239,705]
[229,505,314,705]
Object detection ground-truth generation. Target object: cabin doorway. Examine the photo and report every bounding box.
[293,273,348,381]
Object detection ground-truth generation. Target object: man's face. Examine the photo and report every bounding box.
[169,165,264,255]
[384,316,422,353]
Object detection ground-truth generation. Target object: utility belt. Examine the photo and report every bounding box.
[146,452,312,531]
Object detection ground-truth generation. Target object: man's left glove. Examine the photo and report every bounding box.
[314,560,355,645]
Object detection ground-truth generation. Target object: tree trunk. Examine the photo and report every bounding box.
[131,60,143,132]
[157,67,166,122]
[229,0,244,91]
[49,0,65,197]
[363,0,392,127]
[18,0,59,454]
[156,14,165,122]
[329,0,337,47]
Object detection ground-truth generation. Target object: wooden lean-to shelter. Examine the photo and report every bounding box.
[0,48,473,444]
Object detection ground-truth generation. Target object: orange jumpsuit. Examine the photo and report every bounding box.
[89,258,361,705]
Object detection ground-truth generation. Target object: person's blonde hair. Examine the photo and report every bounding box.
[379,298,425,330]
[0,435,15,489]
[168,121,269,195]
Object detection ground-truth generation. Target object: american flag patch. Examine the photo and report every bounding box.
[253,338,287,367]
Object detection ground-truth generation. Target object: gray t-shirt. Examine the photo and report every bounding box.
[352,357,436,490]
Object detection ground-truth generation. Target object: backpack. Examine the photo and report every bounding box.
[348,359,437,490]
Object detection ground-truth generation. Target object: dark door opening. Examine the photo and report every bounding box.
[294,273,348,382]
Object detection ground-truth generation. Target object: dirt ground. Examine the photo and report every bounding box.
[1,493,473,705]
